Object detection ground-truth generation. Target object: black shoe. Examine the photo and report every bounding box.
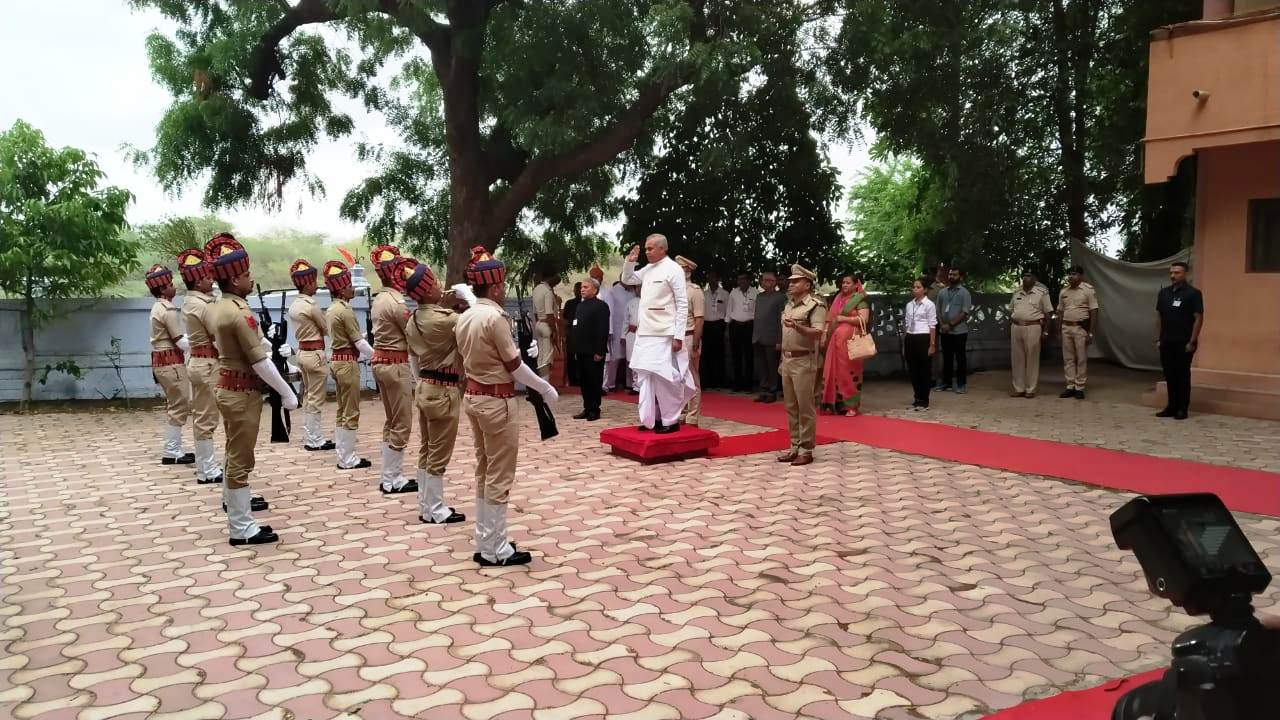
[765,394,778,403]
[421,509,465,524]
[585,412,601,421]
[573,411,590,420]
[223,495,269,512]
[305,441,336,451]
[337,458,373,470]
[1175,410,1189,420]
[229,526,279,546]
[474,542,519,563]
[476,550,533,567]
[934,384,952,392]
[381,479,419,494]
[162,453,196,465]
[656,422,680,434]
[197,473,222,485]
[628,389,639,395]
[1155,408,1176,418]
[1075,390,1085,400]
[753,395,766,402]
[637,424,653,432]
[1059,389,1076,399]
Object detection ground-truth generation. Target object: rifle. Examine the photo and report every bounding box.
[515,287,558,441]
[255,283,294,442]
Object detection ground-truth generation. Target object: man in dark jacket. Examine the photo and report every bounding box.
[569,278,611,420]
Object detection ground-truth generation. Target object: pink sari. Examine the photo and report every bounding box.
[821,289,869,413]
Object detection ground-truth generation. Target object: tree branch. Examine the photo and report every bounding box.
[247,0,343,101]
[482,124,529,184]
[487,67,696,237]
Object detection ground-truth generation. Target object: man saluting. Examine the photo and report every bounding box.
[622,234,694,433]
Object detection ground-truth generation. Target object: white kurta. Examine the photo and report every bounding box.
[623,257,693,427]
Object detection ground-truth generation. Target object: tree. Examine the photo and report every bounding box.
[842,155,938,290]
[138,214,233,259]
[130,0,826,281]
[621,50,842,281]
[0,120,136,409]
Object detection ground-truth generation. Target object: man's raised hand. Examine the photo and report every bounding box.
[626,245,640,263]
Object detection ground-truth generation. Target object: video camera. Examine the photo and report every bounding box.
[1109,493,1279,720]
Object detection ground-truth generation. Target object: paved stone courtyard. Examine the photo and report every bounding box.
[1,394,1278,720]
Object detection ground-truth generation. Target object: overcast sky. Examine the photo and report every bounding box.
[0,2,871,243]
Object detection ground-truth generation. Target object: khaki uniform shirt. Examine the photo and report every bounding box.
[1057,284,1099,322]
[150,298,184,351]
[327,298,361,352]
[532,282,557,321]
[372,288,409,350]
[686,285,705,336]
[209,294,268,373]
[407,303,461,371]
[288,294,328,343]
[456,298,520,385]
[780,294,828,353]
[1009,286,1053,322]
[181,291,216,348]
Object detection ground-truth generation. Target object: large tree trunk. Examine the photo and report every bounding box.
[1051,0,1092,248]
[20,294,35,411]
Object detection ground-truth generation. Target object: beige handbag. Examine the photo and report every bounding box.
[846,313,877,361]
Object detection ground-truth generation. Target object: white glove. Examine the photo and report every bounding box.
[279,344,292,359]
[511,362,556,408]
[176,335,191,353]
[449,283,477,308]
[526,339,539,359]
[356,339,374,363]
[251,357,299,410]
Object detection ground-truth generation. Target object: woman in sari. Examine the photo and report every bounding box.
[821,274,871,416]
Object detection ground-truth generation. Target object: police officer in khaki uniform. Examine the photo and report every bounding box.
[777,264,827,467]
[401,259,466,525]
[456,247,558,566]
[1008,270,1054,397]
[676,256,706,427]
[531,270,559,380]
[146,264,194,466]
[369,244,416,495]
[287,259,335,451]
[1057,265,1099,399]
[205,235,298,546]
[176,249,223,483]
[323,260,374,469]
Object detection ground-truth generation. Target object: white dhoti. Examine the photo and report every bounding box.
[631,335,696,428]
[604,334,625,390]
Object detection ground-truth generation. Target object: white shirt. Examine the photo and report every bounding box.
[622,257,688,338]
[904,297,937,334]
[703,286,730,322]
[727,287,758,323]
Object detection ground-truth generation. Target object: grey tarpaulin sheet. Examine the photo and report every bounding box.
[1071,238,1192,371]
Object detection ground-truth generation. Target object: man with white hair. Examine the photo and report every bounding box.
[622,234,694,433]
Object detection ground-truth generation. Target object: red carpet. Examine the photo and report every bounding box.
[706,429,837,458]
[600,389,1280,517]
[986,669,1162,719]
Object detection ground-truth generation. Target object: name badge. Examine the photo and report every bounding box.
[1172,300,1182,308]
[572,319,578,326]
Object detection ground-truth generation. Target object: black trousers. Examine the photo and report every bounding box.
[729,321,755,390]
[753,342,780,394]
[940,332,968,387]
[1159,342,1194,413]
[577,355,604,413]
[702,320,726,388]
[905,334,933,406]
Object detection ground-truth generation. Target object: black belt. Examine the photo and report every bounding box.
[419,369,461,383]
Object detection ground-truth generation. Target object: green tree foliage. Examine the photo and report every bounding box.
[138,214,233,259]
[823,0,1201,282]
[0,120,136,409]
[129,0,827,281]
[842,156,936,290]
[621,48,842,282]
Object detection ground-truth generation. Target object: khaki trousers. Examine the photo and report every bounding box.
[780,354,818,455]
[155,364,191,427]
[373,362,412,450]
[417,383,462,475]
[1010,324,1043,394]
[297,350,329,414]
[215,388,263,489]
[464,394,520,505]
[683,350,702,426]
[535,321,554,374]
[1062,325,1089,389]
[187,357,219,440]
[331,360,360,431]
